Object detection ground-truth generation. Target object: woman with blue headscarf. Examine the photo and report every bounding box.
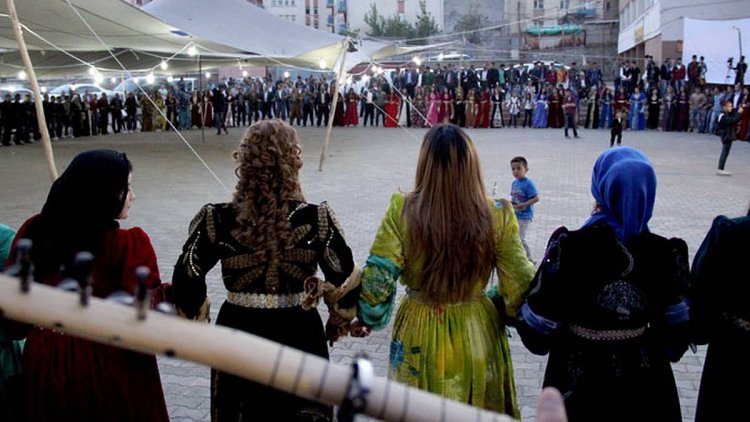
[516,147,691,422]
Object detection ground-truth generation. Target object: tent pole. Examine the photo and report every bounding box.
[318,41,348,172]
[199,50,205,143]
[6,0,58,181]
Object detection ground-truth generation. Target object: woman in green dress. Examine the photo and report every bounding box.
[356,124,536,417]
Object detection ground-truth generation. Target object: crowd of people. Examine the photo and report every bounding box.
[2,55,747,148]
[1,116,747,421]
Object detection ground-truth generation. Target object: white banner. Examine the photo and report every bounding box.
[683,18,750,85]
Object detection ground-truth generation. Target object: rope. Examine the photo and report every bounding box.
[63,0,230,194]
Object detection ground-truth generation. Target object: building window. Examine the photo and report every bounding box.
[291,0,295,5]
[284,0,288,6]
[534,0,544,9]
[605,1,610,11]
[559,0,570,9]
[397,0,404,14]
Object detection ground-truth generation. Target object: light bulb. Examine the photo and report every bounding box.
[319,58,326,69]
[242,70,248,77]
[160,60,168,70]
[187,45,197,56]
[283,71,290,79]
[88,66,97,75]
[205,72,211,79]
[110,77,117,84]
[94,73,104,84]
[167,75,174,82]
[146,73,155,84]
[18,70,26,80]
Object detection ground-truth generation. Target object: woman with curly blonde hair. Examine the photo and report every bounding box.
[172,119,361,421]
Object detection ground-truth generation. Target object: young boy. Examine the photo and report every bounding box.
[510,156,539,262]
[611,110,623,147]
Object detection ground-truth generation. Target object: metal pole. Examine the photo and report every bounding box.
[318,41,348,171]
[198,50,205,143]
[6,0,58,181]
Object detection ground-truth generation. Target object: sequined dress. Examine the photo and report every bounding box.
[172,201,358,422]
[357,193,535,416]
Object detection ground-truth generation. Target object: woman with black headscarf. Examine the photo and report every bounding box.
[516,147,691,422]
[4,149,170,421]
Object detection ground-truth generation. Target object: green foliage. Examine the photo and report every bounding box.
[412,0,440,45]
[453,3,487,45]
[363,0,440,44]
[364,3,385,36]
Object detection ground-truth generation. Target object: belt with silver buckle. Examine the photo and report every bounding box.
[227,291,305,309]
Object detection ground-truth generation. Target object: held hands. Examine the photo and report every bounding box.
[326,318,372,346]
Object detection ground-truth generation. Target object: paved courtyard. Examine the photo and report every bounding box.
[1,125,748,421]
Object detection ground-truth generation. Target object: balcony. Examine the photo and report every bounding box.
[327,15,334,25]
[337,0,346,12]
[326,0,333,7]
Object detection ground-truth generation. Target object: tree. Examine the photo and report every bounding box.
[382,15,413,39]
[412,0,440,45]
[364,3,385,37]
[453,3,486,45]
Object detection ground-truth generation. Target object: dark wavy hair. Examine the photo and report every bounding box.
[231,120,304,291]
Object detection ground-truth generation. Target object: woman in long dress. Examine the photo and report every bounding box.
[629,87,646,130]
[344,88,359,127]
[662,86,676,131]
[6,150,170,421]
[465,90,477,128]
[173,120,361,421]
[585,88,600,129]
[647,88,661,130]
[333,92,345,126]
[613,87,629,129]
[675,86,689,132]
[384,91,399,128]
[411,87,426,128]
[691,207,750,421]
[191,92,202,129]
[599,88,613,129]
[452,87,466,128]
[357,124,535,416]
[397,88,411,127]
[441,90,453,124]
[490,86,504,128]
[425,87,439,126]
[547,89,562,128]
[517,147,690,422]
[533,91,548,128]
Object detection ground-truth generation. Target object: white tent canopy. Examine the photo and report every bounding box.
[0,0,415,78]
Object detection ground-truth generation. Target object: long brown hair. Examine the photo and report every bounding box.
[403,124,495,303]
[231,119,304,291]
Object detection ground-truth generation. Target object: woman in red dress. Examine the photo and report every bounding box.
[384,90,399,128]
[737,88,750,141]
[547,88,563,128]
[333,92,346,126]
[344,88,360,127]
[477,87,491,128]
[5,150,170,422]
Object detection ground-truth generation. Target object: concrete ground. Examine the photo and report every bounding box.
[1,124,748,421]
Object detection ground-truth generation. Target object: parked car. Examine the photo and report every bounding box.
[114,76,196,96]
[49,83,114,99]
[0,86,34,99]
